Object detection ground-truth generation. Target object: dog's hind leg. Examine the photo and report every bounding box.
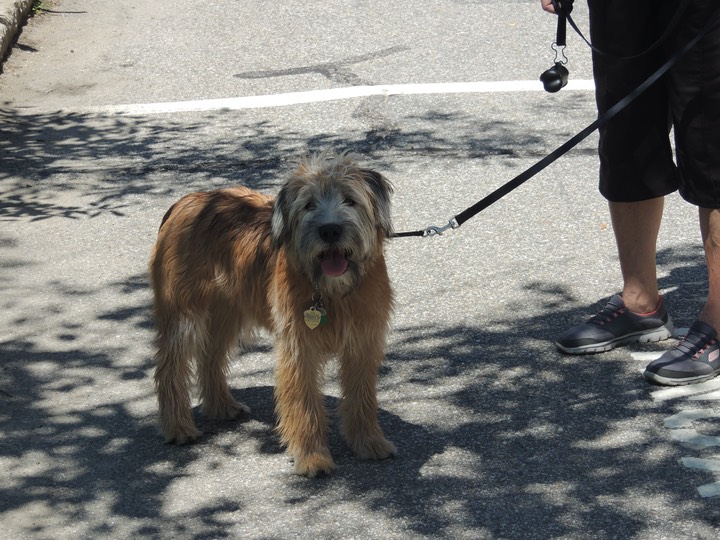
[154,315,204,444]
[274,339,336,477]
[338,341,397,461]
[197,310,250,421]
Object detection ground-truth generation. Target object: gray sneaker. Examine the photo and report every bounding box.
[643,320,720,386]
[556,294,674,354]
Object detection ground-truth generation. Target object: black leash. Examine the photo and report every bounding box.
[561,0,691,61]
[393,3,715,239]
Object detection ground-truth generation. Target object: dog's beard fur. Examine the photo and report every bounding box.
[150,151,396,477]
[271,152,393,297]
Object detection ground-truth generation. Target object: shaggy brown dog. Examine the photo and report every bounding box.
[149,152,397,477]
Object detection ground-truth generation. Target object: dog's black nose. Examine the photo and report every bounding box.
[318,223,343,244]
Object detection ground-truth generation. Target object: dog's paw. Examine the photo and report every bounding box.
[163,425,202,445]
[293,449,337,478]
[204,399,251,421]
[352,435,397,461]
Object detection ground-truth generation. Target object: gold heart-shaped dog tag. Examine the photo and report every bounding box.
[304,309,322,329]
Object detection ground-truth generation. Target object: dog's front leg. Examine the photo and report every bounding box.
[339,343,397,461]
[274,339,335,477]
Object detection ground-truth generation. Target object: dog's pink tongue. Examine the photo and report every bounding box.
[321,250,348,277]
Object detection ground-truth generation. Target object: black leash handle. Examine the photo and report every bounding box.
[553,0,571,50]
[393,7,717,239]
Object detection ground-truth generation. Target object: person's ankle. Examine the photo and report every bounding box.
[621,292,661,315]
[698,310,720,334]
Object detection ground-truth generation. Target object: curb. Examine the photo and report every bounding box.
[0,0,34,63]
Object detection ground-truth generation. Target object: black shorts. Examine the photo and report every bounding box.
[588,0,720,207]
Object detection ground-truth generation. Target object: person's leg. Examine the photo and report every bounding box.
[666,0,720,331]
[590,0,675,307]
[699,207,720,331]
[610,198,665,314]
[555,197,674,355]
[642,1,720,384]
[643,205,720,385]
[555,1,678,355]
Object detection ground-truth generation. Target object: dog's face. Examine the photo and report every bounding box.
[271,153,393,296]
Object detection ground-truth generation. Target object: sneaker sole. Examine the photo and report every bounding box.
[555,324,675,355]
[643,369,720,386]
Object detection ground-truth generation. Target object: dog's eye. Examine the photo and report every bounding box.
[304,201,316,211]
[343,198,355,206]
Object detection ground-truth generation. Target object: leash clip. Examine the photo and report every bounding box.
[551,42,568,65]
[422,218,460,237]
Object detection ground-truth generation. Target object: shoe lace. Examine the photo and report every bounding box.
[588,303,624,327]
[676,327,717,359]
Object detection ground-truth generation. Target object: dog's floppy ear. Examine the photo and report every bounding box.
[361,169,394,238]
[271,186,290,248]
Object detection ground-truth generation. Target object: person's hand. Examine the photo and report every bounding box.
[541,0,556,14]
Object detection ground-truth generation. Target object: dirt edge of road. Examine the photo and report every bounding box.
[0,0,34,64]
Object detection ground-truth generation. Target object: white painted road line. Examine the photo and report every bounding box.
[629,326,687,363]
[650,378,720,402]
[680,458,720,498]
[665,409,718,429]
[670,428,720,450]
[666,413,720,496]
[697,482,720,498]
[681,456,720,473]
[630,351,665,362]
[83,79,596,116]
[681,457,720,498]
[689,390,720,401]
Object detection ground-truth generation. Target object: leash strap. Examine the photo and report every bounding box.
[393,8,716,239]
[559,0,691,61]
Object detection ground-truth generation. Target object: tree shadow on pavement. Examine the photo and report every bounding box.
[0,102,594,222]
[275,249,719,539]
[3,252,720,539]
[2,105,719,538]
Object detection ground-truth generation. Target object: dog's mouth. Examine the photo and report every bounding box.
[319,248,350,277]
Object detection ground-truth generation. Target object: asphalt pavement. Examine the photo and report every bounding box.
[2,1,720,539]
